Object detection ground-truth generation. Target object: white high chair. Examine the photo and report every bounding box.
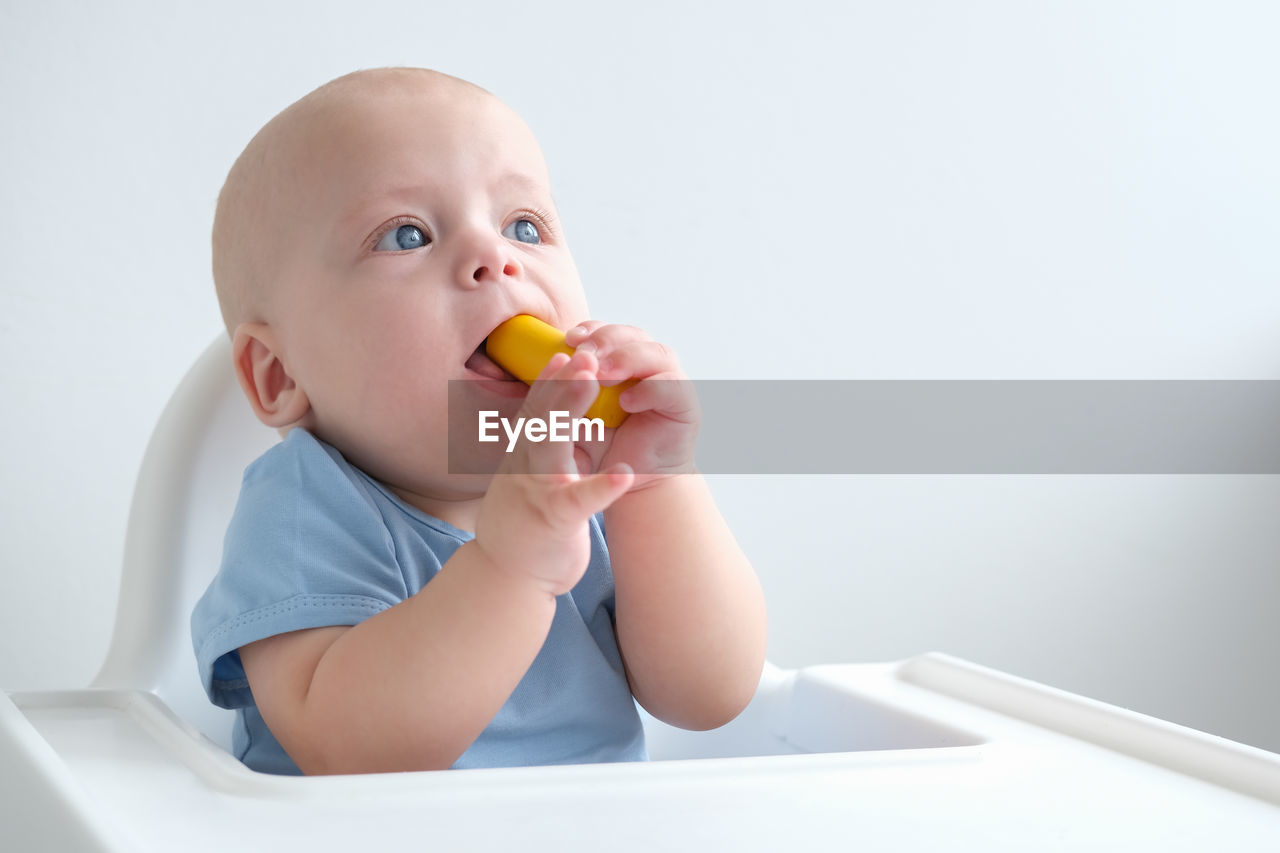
[3,335,1278,852]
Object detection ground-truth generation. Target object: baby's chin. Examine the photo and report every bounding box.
[382,470,493,527]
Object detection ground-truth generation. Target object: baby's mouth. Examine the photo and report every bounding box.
[465,339,520,382]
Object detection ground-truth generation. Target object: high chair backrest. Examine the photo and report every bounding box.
[93,335,276,750]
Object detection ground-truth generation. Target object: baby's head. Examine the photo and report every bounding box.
[212,68,589,514]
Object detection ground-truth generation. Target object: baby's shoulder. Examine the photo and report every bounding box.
[243,428,360,490]
[236,428,390,526]
[245,427,336,475]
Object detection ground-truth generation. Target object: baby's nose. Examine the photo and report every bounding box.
[472,258,521,283]
[462,233,523,289]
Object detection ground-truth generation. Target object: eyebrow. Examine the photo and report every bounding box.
[489,170,550,198]
[337,170,554,236]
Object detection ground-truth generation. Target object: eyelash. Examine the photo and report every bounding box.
[366,216,427,253]
[509,207,558,242]
[367,208,559,253]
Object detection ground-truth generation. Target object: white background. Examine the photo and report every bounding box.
[2,1,1277,751]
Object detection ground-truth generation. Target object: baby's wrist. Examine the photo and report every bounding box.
[610,469,694,505]
[465,538,561,602]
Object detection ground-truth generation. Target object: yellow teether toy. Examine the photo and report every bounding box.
[485,314,634,427]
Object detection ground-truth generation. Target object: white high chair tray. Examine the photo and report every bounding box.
[5,652,1279,852]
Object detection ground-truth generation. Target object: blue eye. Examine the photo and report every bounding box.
[503,219,541,245]
[374,224,429,252]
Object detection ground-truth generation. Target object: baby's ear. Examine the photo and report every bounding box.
[231,323,311,428]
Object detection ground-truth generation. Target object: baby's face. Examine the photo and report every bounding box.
[264,77,589,509]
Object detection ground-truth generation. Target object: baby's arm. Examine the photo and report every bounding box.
[607,476,767,730]
[566,323,767,730]
[239,542,560,773]
[239,351,632,774]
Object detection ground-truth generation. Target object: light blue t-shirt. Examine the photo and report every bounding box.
[190,428,646,774]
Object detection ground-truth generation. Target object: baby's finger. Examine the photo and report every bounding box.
[596,339,680,387]
[546,463,634,525]
[502,419,575,478]
[519,353,600,475]
[564,320,608,346]
[571,323,648,360]
[522,351,589,416]
[538,350,602,415]
[503,352,573,474]
[619,370,699,421]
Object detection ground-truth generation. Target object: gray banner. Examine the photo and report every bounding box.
[448,380,1280,474]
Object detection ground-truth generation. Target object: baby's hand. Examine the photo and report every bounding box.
[565,322,699,488]
[473,350,634,596]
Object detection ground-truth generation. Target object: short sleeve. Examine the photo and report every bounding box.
[191,430,409,709]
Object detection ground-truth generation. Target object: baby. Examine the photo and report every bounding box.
[191,67,767,775]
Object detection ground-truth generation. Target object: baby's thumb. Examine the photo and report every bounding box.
[553,463,634,522]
